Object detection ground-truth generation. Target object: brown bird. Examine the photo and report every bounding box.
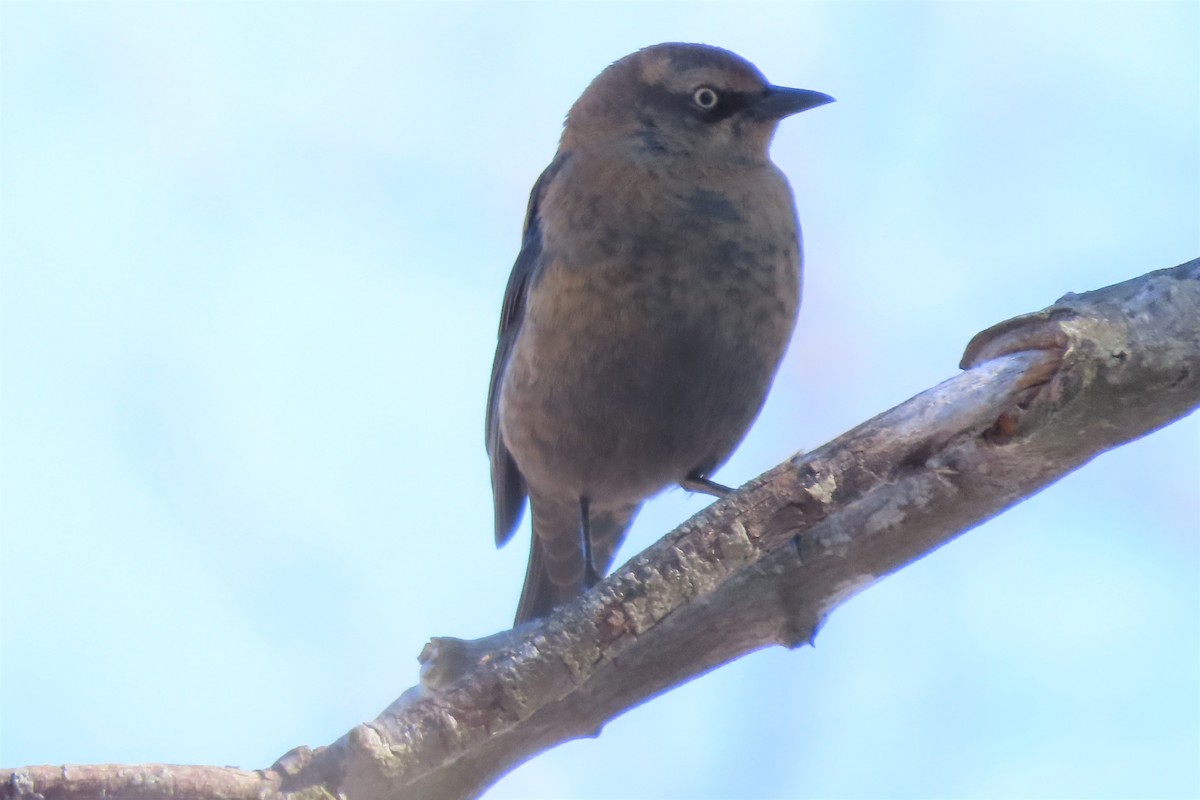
[486,42,832,625]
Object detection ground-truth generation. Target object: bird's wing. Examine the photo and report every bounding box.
[486,154,570,548]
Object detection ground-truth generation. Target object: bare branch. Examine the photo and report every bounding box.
[5,764,277,800]
[6,259,1198,800]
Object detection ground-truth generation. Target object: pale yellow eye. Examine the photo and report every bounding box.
[692,86,719,110]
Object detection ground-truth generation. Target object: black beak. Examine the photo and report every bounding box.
[754,85,835,119]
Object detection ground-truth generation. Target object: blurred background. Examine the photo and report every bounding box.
[2,2,1197,798]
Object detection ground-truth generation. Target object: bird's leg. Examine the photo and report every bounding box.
[681,472,732,498]
[579,496,601,587]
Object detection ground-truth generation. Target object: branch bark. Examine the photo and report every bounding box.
[7,259,1199,800]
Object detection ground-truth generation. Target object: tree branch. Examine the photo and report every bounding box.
[7,259,1198,800]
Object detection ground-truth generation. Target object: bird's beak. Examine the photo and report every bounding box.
[754,85,835,119]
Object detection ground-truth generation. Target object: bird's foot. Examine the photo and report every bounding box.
[681,474,732,497]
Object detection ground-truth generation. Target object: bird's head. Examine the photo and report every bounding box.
[561,42,832,163]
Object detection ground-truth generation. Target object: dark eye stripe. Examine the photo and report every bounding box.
[700,90,756,122]
[638,84,761,125]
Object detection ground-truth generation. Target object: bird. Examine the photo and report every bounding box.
[485,42,832,625]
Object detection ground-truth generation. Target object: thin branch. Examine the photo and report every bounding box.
[4,764,277,800]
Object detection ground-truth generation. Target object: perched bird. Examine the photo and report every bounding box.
[486,42,832,625]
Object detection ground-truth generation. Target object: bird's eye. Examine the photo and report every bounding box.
[692,86,719,110]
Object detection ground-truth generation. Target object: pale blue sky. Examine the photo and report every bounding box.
[2,2,1197,798]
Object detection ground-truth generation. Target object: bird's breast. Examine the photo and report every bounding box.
[500,155,801,503]
[538,154,800,341]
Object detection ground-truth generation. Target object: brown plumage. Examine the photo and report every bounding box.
[486,43,832,625]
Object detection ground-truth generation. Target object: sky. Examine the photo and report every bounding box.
[1,2,1197,798]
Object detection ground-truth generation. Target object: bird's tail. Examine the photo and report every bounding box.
[514,500,637,625]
